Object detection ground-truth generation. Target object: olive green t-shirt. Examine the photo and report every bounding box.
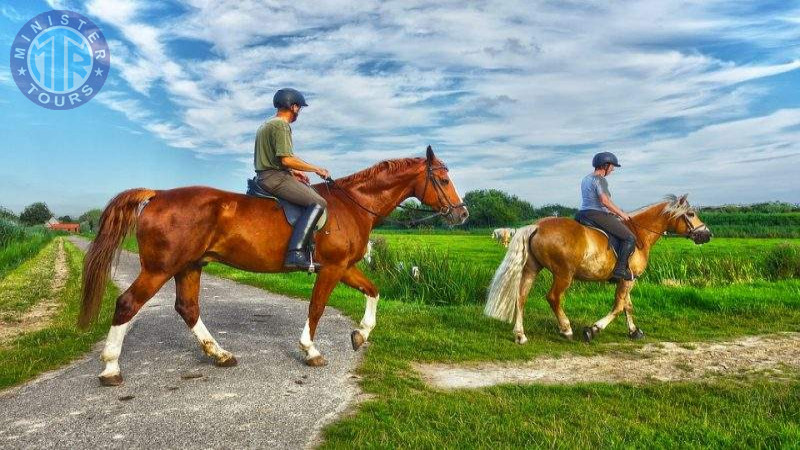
[254,117,293,171]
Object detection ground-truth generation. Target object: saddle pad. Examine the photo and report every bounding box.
[245,178,327,229]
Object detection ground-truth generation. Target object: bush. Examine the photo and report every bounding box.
[0,219,28,249]
[764,243,800,280]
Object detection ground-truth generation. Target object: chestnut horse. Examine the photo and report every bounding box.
[485,195,711,343]
[79,146,468,386]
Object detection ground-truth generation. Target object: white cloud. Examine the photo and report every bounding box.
[87,0,800,204]
[1,5,23,22]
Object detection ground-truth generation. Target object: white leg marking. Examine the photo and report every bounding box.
[625,299,637,332]
[513,303,527,344]
[100,323,129,378]
[299,319,321,359]
[357,295,379,341]
[192,318,233,361]
[594,312,620,330]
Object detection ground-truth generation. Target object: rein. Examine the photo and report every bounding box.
[324,160,464,227]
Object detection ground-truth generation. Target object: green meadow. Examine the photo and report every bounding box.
[192,232,800,448]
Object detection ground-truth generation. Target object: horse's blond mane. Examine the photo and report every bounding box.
[335,157,425,187]
[630,195,692,219]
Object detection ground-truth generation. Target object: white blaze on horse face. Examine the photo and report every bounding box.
[191,318,233,361]
[100,323,129,377]
[300,319,321,359]
[358,295,379,341]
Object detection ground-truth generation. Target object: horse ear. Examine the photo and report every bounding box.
[426,145,434,162]
[679,194,689,205]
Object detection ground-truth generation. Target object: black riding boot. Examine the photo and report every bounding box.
[611,239,636,281]
[284,204,325,272]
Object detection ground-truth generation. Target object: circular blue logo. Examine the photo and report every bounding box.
[10,10,110,110]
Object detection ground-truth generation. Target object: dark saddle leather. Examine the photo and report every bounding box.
[574,216,620,258]
[246,177,308,227]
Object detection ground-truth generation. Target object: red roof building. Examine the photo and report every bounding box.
[48,223,80,233]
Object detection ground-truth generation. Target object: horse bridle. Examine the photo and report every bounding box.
[325,159,465,226]
[627,211,710,242]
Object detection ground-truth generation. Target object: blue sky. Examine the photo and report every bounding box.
[1,0,799,217]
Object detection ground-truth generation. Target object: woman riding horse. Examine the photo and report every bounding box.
[575,152,636,281]
[254,88,331,272]
[486,193,711,344]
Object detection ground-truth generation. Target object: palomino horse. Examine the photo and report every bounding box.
[485,195,711,343]
[79,146,468,386]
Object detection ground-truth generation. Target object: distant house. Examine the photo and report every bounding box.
[48,222,80,233]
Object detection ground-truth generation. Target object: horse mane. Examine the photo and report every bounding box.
[630,194,692,219]
[335,157,426,187]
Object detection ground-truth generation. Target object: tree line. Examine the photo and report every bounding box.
[2,194,799,232]
[0,203,102,231]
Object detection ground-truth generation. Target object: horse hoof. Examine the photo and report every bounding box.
[99,374,123,387]
[215,355,238,367]
[306,355,327,367]
[351,330,365,351]
[629,328,645,340]
[560,332,574,341]
[582,326,598,342]
[515,334,528,345]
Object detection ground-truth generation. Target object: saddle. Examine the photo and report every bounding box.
[246,177,327,229]
[573,216,620,258]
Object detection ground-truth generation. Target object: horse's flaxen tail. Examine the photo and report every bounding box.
[484,224,538,323]
[78,188,158,329]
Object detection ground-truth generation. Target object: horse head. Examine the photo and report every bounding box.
[664,194,712,244]
[412,146,469,226]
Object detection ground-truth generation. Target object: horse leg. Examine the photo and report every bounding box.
[99,269,170,386]
[174,266,237,367]
[546,273,574,340]
[300,265,345,367]
[584,279,634,342]
[624,290,645,340]
[339,266,379,351]
[513,258,540,344]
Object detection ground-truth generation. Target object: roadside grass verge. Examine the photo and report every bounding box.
[0,240,57,321]
[0,239,118,390]
[0,220,54,280]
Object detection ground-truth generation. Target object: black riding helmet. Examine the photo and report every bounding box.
[592,152,621,168]
[273,88,308,109]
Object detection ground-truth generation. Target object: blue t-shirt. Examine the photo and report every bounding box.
[580,174,610,212]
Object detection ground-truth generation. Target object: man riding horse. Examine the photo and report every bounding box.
[254,88,331,272]
[574,152,636,281]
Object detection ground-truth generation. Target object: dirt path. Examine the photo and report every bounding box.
[416,333,800,389]
[0,238,68,344]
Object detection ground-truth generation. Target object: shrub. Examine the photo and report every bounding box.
[764,243,800,280]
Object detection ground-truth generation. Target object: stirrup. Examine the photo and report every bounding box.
[284,250,320,274]
[610,268,634,282]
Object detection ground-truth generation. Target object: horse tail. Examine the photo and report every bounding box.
[484,224,538,323]
[78,188,158,329]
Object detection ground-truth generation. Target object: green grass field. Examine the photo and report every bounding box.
[180,233,800,448]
